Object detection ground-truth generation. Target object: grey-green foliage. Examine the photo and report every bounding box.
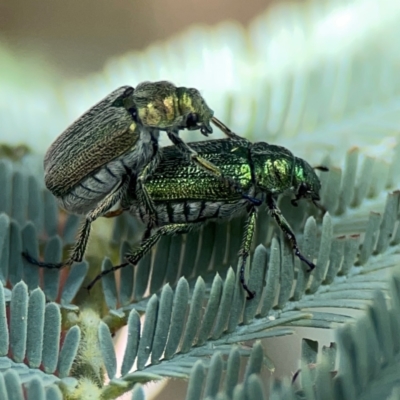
[95,188,400,396]
[263,271,400,400]
[1,92,400,399]
[0,159,84,306]
[192,271,400,400]
[120,343,266,400]
[8,254,400,400]
[0,282,80,399]
[0,372,63,400]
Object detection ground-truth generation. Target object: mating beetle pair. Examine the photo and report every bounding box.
[24,81,326,299]
[30,81,246,271]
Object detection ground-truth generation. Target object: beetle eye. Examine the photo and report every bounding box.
[128,107,138,120]
[123,87,134,97]
[186,113,199,129]
[298,182,308,197]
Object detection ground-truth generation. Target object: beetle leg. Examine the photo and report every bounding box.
[86,178,129,222]
[67,219,91,265]
[266,195,315,271]
[169,130,223,175]
[86,222,202,291]
[66,177,131,266]
[125,222,199,265]
[22,177,129,269]
[140,224,153,242]
[136,151,163,228]
[238,206,257,299]
[242,194,262,206]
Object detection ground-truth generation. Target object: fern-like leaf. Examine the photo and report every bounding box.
[0,283,80,396]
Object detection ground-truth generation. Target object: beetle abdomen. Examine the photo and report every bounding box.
[133,198,248,227]
[57,128,158,215]
[57,152,130,215]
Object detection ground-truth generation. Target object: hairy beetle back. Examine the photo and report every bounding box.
[44,86,140,197]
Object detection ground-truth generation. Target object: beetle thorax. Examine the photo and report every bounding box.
[254,155,294,195]
[137,92,180,129]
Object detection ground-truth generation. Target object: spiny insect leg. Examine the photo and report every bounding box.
[242,194,262,206]
[68,219,91,264]
[136,182,158,227]
[69,178,131,264]
[86,260,130,291]
[86,222,202,291]
[124,222,201,265]
[136,152,162,227]
[141,225,153,242]
[21,252,65,269]
[23,178,128,270]
[69,179,129,265]
[238,207,257,300]
[22,217,92,270]
[167,130,222,175]
[267,195,316,272]
[86,177,129,222]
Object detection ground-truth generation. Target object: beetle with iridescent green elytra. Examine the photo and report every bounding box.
[86,137,328,298]
[23,81,250,269]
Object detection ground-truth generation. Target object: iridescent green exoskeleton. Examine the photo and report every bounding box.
[87,138,326,299]
[23,81,248,271]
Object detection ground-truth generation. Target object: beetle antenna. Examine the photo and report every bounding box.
[313,165,329,172]
[211,117,246,141]
[313,200,327,214]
